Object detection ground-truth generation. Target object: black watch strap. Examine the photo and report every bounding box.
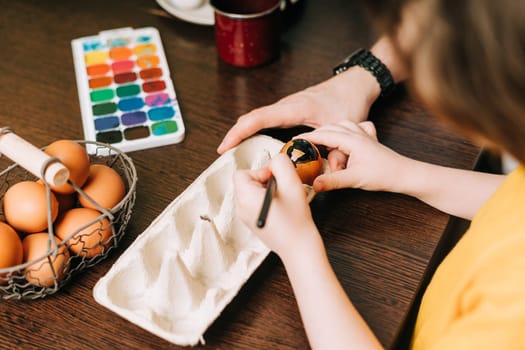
[333,48,396,98]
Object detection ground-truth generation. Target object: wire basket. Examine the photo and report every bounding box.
[0,139,137,300]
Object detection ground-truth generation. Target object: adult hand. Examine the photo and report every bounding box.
[218,67,381,154]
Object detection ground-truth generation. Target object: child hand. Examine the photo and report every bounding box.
[298,121,410,193]
[233,153,322,260]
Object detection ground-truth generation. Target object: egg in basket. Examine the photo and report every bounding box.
[0,128,137,300]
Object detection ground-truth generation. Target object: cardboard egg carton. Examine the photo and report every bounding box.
[93,135,284,346]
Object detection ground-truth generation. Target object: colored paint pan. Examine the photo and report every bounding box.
[72,27,185,154]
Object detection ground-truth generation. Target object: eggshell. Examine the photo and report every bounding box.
[280,139,323,185]
[78,164,125,210]
[0,222,24,284]
[23,233,70,287]
[45,140,90,194]
[55,191,78,215]
[37,179,78,215]
[3,181,59,233]
[54,207,113,258]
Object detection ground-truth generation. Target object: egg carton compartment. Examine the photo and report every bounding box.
[93,135,284,346]
[0,136,137,300]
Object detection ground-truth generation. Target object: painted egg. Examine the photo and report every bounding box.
[280,139,323,185]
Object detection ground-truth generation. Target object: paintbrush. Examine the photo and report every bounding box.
[256,175,276,228]
[256,138,322,228]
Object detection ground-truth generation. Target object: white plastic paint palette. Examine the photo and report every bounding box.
[93,135,284,346]
[71,27,185,155]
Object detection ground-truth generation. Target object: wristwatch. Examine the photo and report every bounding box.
[333,48,396,98]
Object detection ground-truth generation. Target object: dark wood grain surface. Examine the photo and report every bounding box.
[0,0,479,349]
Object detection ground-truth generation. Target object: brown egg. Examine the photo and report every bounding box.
[54,207,113,257]
[55,191,78,215]
[78,164,126,210]
[36,179,78,215]
[23,233,70,287]
[0,221,24,284]
[3,181,59,233]
[45,140,90,194]
[280,139,323,185]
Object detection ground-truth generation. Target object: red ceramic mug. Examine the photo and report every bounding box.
[210,0,282,67]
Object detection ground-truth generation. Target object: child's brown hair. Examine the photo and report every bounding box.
[367,0,525,164]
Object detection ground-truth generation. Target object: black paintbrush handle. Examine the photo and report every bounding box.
[256,175,276,228]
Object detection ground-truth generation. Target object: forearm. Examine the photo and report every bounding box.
[370,36,408,84]
[395,157,505,220]
[336,35,409,103]
[330,35,408,123]
[281,234,383,350]
[369,37,500,219]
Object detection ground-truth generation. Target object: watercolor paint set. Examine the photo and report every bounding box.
[71,27,185,154]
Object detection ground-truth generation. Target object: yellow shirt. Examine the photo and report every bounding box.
[412,166,525,349]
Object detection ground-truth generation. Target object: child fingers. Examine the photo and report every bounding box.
[297,129,356,155]
[233,169,271,211]
[327,149,348,170]
[234,167,271,187]
[313,170,359,192]
[357,121,377,139]
[270,154,305,196]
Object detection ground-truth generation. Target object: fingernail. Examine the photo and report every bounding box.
[217,140,225,152]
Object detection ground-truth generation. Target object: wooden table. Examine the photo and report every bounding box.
[0,0,480,349]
